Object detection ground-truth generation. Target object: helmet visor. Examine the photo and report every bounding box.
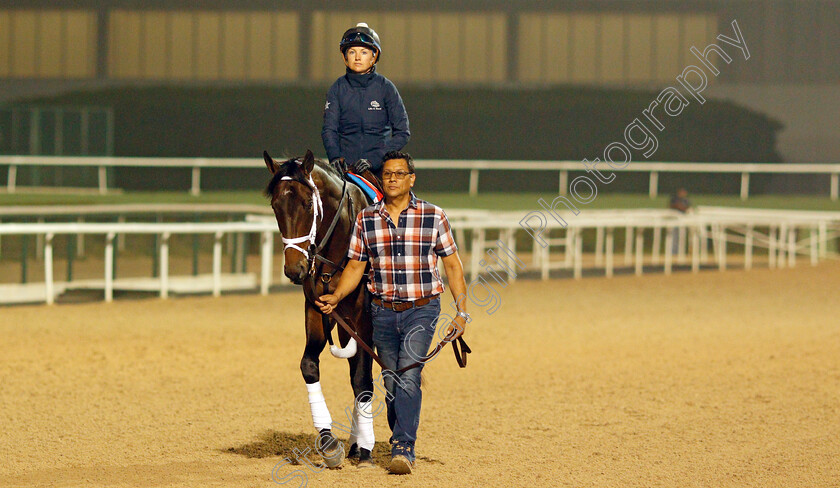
[341,32,377,48]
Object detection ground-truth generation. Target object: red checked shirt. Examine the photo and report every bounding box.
[347,192,458,301]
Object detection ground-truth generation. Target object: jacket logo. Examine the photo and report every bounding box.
[369,100,382,110]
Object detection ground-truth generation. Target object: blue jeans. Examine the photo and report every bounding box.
[372,296,441,462]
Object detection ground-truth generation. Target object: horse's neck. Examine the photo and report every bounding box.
[313,166,339,210]
[313,167,353,253]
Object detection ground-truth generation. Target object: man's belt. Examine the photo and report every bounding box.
[372,295,435,312]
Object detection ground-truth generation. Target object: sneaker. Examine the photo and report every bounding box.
[388,454,414,474]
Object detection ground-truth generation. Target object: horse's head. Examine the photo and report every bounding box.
[264,149,321,285]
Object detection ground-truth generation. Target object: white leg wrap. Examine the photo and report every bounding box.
[306,382,333,431]
[347,404,360,447]
[355,400,375,451]
[330,338,358,358]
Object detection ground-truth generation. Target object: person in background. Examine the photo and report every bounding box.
[322,23,410,177]
[669,188,692,254]
[670,188,691,214]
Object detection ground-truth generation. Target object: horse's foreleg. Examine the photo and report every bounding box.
[346,299,375,459]
[301,306,345,468]
[301,356,331,431]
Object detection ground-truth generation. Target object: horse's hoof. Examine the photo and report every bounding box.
[321,445,345,469]
[317,430,345,469]
[347,442,359,459]
[356,448,374,468]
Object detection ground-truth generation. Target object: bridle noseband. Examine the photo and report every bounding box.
[278,173,324,261]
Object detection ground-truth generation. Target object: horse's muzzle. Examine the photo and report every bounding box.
[284,263,308,285]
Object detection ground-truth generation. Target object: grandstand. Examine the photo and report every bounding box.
[0,1,838,165]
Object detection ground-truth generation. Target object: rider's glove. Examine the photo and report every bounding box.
[352,159,372,174]
[330,158,347,173]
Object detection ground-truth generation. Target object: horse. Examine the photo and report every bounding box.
[263,149,374,468]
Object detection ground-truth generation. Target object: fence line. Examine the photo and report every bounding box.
[2,207,839,305]
[2,156,839,200]
[0,221,278,304]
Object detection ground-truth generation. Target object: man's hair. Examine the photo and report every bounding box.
[382,150,414,173]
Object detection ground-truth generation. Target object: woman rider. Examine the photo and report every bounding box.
[322,23,410,178]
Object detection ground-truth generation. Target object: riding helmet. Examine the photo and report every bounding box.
[339,23,382,63]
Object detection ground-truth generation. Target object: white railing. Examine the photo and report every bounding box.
[0,220,279,304]
[450,207,840,282]
[0,203,270,218]
[3,207,839,305]
[2,155,839,200]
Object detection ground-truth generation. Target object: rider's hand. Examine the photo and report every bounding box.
[352,159,372,174]
[330,158,347,173]
[316,294,339,314]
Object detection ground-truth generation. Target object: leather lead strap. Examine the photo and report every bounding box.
[327,310,471,374]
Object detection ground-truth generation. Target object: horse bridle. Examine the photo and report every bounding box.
[278,173,324,260]
[278,172,350,279]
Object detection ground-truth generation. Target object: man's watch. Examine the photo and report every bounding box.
[456,311,471,322]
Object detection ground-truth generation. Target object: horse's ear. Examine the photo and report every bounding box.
[263,150,279,174]
[302,149,315,174]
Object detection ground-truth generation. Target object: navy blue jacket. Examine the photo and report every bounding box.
[322,68,410,172]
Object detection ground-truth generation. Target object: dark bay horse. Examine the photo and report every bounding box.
[264,150,374,468]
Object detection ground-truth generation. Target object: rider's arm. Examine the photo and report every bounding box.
[322,82,342,162]
[383,79,410,153]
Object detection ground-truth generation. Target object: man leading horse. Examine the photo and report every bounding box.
[317,150,469,475]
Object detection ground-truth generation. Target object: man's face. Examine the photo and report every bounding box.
[381,158,415,200]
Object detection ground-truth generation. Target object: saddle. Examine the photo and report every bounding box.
[339,159,384,204]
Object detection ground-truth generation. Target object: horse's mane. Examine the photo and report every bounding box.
[264,156,342,198]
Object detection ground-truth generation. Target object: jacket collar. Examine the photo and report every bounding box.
[345,66,377,88]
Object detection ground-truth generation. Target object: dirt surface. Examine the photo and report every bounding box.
[1,262,839,487]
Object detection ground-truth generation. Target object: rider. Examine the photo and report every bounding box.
[322,22,410,178]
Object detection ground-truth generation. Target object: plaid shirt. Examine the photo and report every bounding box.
[347,192,458,301]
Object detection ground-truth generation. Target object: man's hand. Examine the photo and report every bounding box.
[316,260,366,315]
[316,294,339,314]
[444,314,467,341]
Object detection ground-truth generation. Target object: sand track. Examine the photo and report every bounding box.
[2,262,839,487]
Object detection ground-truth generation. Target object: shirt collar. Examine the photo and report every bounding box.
[376,192,419,218]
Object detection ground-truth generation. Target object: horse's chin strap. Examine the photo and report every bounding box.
[280,175,323,259]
